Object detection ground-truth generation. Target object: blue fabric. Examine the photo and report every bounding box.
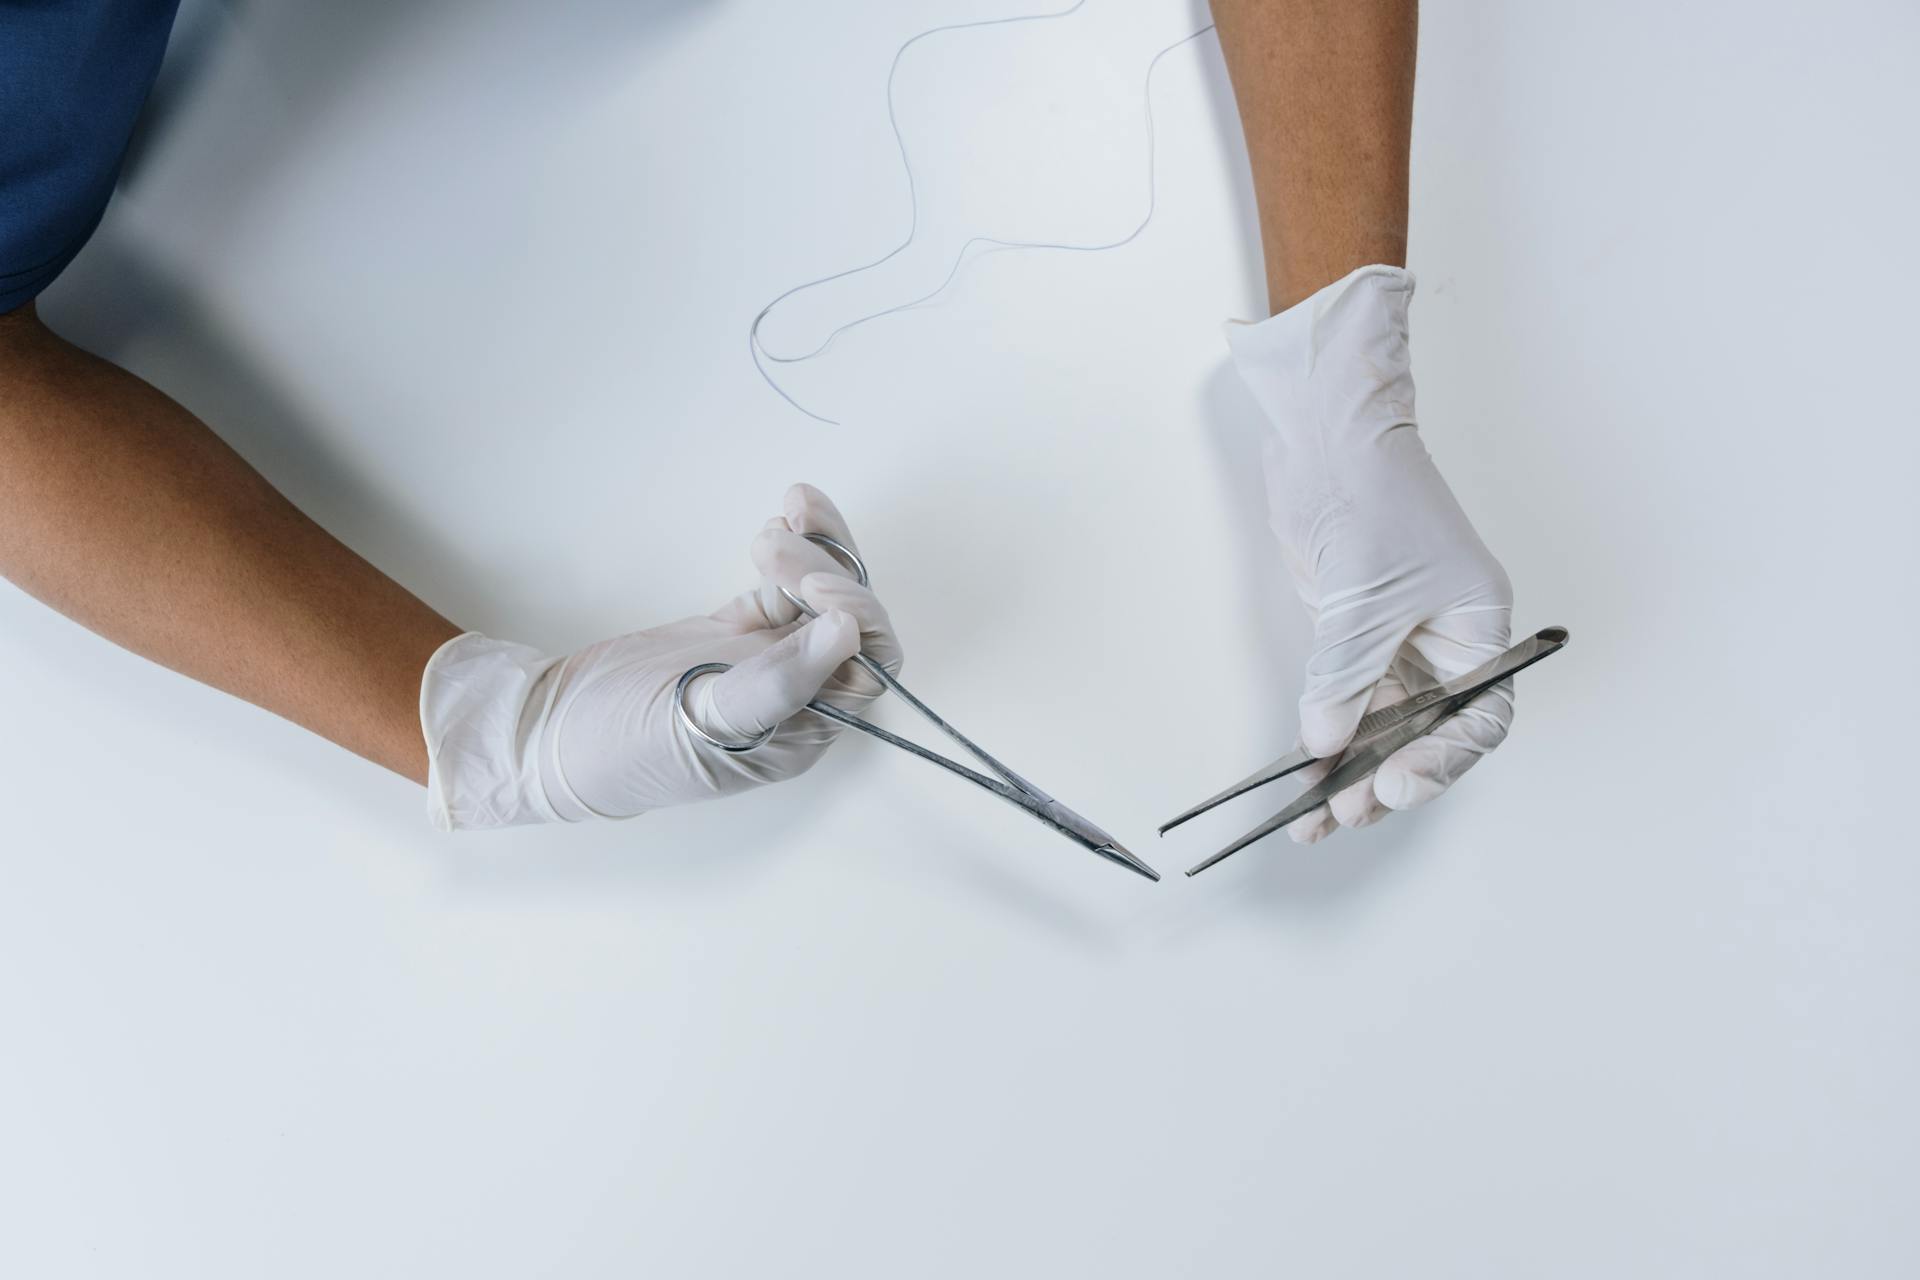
[1,0,183,312]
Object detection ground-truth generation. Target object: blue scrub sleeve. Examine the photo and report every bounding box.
[1,0,184,313]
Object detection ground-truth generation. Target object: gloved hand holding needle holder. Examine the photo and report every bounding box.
[420,485,903,829]
[420,483,1159,878]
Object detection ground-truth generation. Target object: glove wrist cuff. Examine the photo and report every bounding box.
[419,632,572,831]
[1224,263,1417,447]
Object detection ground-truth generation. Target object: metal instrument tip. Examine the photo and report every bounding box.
[1181,842,1246,878]
[1099,844,1162,882]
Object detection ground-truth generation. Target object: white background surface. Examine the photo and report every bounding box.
[6,0,1918,1274]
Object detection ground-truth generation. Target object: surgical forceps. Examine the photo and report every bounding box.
[674,533,1159,882]
[1163,627,1569,876]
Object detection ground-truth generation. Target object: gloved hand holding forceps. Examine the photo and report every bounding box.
[1221,266,1515,844]
[1208,0,1518,844]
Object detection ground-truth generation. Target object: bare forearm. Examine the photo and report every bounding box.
[0,304,459,783]
[1210,0,1417,312]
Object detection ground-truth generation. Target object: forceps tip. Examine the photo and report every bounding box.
[1156,800,1219,837]
[1182,846,1241,878]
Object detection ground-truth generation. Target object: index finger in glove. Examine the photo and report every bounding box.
[799,572,903,708]
[693,610,862,744]
[712,517,813,633]
[750,499,902,714]
[1372,683,1513,811]
[1297,614,1420,761]
[1288,671,1410,842]
[781,483,863,555]
[1371,612,1516,811]
[733,548,903,708]
[753,525,868,612]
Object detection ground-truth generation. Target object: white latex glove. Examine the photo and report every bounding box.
[418,484,902,829]
[1226,265,1515,843]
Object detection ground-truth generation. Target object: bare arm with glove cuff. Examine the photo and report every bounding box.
[1212,0,1518,842]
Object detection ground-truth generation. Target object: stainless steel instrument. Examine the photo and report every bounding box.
[1164,627,1570,876]
[676,533,1158,882]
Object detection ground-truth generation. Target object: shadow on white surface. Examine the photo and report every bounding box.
[50,243,508,631]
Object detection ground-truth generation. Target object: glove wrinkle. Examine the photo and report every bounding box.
[418,486,901,830]
[1228,265,1515,835]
